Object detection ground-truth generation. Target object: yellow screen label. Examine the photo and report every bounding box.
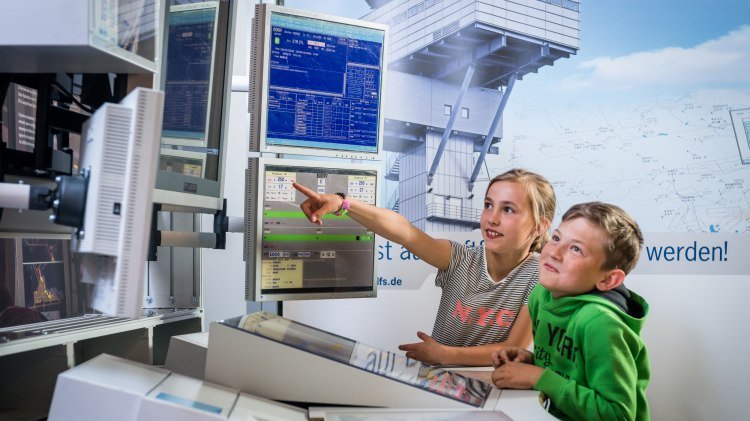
[261,259,303,289]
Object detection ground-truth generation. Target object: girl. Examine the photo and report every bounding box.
[293,168,555,366]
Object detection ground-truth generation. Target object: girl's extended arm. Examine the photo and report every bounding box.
[293,182,452,270]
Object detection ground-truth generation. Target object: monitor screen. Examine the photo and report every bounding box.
[1,81,46,179]
[1,82,37,153]
[154,0,230,210]
[161,4,216,142]
[251,4,388,160]
[245,158,379,301]
[0,238,73,329]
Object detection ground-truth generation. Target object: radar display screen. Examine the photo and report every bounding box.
[264,11,385,154]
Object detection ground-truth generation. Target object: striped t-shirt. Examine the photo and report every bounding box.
[431,241,540,347]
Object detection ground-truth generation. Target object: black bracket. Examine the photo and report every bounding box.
[213,198,228,250]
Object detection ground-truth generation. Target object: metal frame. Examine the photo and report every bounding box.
[427,63,475,185]
[469,72,518,190]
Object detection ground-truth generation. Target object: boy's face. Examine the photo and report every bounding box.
[480,181,537,256]
[539,217,612,298]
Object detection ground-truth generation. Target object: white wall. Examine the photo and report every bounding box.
[628,274,747,420]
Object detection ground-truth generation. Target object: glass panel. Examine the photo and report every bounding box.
[0,239,75,328]
[92,0,158,62]
[230,312,493,407]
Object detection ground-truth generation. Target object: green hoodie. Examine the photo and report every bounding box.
[528,284,650,421]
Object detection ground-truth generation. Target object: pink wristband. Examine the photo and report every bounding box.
[334,198,350,216]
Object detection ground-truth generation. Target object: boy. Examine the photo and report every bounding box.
[490,202,650,421]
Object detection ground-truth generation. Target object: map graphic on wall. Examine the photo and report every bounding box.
[488,90,750,234]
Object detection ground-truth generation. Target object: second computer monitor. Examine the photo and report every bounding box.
[250,4,388,160]
[154,0,230,210]
[245,158,379,301]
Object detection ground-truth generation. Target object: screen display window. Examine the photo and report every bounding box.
[264,11,385,154]
[259,164,377,296]
[1,83,37,153]
[1,238,74,330]
[154,0,231,209]
[161,5,216,142]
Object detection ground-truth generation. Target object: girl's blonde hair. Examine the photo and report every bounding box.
[486,168,556,252]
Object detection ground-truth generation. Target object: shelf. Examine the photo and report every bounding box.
[29,301,63,308]
[22,261,64,265]
[0,309,203,358]
[0,0,159,74]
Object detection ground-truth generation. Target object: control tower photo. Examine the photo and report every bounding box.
[362,0,580,231]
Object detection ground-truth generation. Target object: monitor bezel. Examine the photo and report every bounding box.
[152,0,232,211]
[247,157,381,302]
[253,4,388,161]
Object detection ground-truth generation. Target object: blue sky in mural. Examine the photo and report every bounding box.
[548,0,750,103]
[284,0,750,103]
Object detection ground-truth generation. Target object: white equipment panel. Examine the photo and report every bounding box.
[205,312,502,410]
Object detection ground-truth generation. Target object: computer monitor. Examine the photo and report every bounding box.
[245,158,379,301]
[1,82,37,154]
[153,0,231,210]
[1,81,45,179]
[75,88,164,318]
[249,4,388,160]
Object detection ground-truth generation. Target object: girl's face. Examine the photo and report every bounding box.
[481,181,537,256]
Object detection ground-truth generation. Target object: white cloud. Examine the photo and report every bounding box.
[283,0,371,18]
[563,25,750,91]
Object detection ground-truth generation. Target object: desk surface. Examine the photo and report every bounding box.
[445,366,555,420]
[309,390,554,421]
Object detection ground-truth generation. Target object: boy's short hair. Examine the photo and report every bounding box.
[562,202,644,274]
